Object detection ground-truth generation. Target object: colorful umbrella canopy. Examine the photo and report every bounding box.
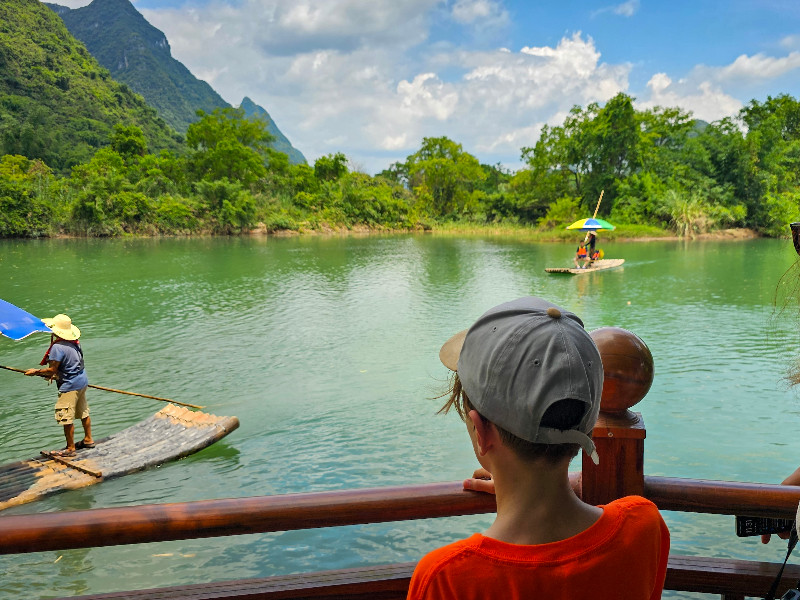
[566,217,616,231]
[0,299,51,341]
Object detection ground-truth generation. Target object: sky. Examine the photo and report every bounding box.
[50,0,800,174]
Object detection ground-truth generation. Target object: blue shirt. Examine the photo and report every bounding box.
[49,341,88,392]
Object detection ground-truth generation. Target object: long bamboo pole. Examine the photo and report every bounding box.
[0,365,204,410]
[592,189,604,219]
[584,190,605,244]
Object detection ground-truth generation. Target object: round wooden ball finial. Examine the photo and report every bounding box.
[589,326,654,414]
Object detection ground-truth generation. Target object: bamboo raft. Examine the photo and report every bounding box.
[0,404,239,512]
[545,258,625,274]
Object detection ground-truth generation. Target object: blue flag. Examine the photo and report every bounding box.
[0,299,51,341]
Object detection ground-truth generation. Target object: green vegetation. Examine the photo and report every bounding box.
[0,0,182,173]
[4,92,800,239]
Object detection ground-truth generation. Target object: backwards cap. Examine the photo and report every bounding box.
[439,297,603,464]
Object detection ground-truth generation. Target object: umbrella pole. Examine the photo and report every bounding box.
[585,190,605,243]
[592,190,604,219]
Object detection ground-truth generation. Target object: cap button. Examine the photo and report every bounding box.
[546,307,561,319]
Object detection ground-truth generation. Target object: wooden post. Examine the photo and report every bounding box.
[582,327,654,506]
[582,411,645,505]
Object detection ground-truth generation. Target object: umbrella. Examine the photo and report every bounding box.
[566,217,616,231]
[0,299,51,341]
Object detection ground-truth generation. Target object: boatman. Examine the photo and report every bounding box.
[25,314,94,457]
[408,297,670,599]
[586,231,599,261]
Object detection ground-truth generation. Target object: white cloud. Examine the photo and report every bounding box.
[114,1,800,173]
[451,0,509,29]
[140,0,630,172]
[613,0,640,17]
[638,73,742,123]
[780,35,800,51]
[637,50,800,123]
[592,0,640,19]
[715,52,800,83]
[44,0,92,7]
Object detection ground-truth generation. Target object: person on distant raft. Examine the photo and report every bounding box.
[573,232,599,269]
[586,231,600,262]
[25,314,94,457]
[573,239,590,269]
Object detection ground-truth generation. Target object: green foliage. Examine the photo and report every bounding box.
[111,124,147,158]
[187,108,271,185]
[314,152,348,182]
[537,196,581,229]
[405,136,485,217]
[194,178,256,234]
[0,0,181,173]
[337,172,413,227]
[0,154,53,236]
[659,190,739,238]
[153,194,197,232]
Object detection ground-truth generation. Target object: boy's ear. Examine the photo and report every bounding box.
[468,410,496,456]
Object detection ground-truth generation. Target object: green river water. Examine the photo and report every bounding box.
[2,234,800,599]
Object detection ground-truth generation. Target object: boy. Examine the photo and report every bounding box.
[407,297,669,600]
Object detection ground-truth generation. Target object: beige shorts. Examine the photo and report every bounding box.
[54,387,89,425]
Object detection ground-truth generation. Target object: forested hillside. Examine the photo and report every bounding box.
[47,0,307,165]
[0,0,181,172]
[46,0,227,134]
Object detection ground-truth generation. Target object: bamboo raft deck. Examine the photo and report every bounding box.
[545,258,625,274]
[0,404,239,512]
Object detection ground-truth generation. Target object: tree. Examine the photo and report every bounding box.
[314,152,348,182]
[405,137,485,217]
[110,124,147,158]
[186,108,273,185]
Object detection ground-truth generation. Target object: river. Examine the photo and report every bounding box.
[1,234,799,599]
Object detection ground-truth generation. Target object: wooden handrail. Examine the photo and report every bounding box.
[2,474,799,556]
[0,481,497,555]
[646,476,800,518]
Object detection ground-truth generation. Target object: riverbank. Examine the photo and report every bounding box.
[250,221,762,242]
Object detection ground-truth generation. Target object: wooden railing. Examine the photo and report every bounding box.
[4,327,800,599]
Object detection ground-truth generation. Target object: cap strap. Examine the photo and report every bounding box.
[536,427,599,465]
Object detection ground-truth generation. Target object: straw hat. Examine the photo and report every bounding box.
[43,314,81,340]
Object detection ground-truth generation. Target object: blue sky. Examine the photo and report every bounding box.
[52,0,800,174]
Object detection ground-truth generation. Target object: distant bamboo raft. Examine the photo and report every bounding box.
[0,404,239,512]
[545,258,625,274]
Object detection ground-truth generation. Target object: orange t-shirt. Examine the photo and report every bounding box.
[407,495,669,600]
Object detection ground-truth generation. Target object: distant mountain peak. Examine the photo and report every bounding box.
[238,97,306,165]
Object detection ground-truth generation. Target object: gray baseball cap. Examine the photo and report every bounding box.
[439,297,603,464]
